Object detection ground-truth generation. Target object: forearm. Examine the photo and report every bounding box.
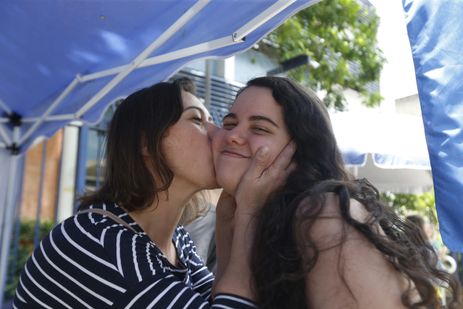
[214,213,256,300]
[214,217,233,283]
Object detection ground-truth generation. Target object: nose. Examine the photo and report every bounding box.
[224,126,246,145]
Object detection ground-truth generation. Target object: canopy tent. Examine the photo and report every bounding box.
[346,155,432,194]
[331,111,433,193]
[0,0,319,153]
[332,111,430,169]
[0,0,318,301]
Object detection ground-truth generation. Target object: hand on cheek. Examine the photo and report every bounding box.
[234,142,296,216]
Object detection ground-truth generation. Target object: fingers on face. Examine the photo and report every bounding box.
[259,142,296,181]
[249,146,271,178]
[268,141,296,172]
[249,141,296,180]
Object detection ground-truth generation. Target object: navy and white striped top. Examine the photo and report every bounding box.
[14,202,256,308]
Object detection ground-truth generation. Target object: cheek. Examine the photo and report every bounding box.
[211,131,225,159]
[215,160,247,194]
[160,137,175,159]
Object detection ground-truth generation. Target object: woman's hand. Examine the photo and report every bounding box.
[234,141,296,217]
[213,141,296,299]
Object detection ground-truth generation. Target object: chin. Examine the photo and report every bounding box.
[216,174,239,195]
[202,171,220,190]
[214,161,246,195]
[205,180,220,190]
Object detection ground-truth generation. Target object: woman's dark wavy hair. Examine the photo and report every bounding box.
[79,78,196,212]
[247,77,461,308]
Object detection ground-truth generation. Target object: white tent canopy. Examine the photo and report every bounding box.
[331,111,432,193]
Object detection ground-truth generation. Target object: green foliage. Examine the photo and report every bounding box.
[5,220,54,301]
[381,191,438,224]
[266,0,385,110]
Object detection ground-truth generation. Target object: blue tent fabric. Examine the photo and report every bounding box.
[403,0,463,252]
[0,0,317,152]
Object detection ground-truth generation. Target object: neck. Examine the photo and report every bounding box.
[128,179,197,256]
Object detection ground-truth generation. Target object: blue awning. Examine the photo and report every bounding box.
[0,0,318,153]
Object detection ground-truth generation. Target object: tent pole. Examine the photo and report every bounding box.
[80,36,237,83]
[0,125,20,248]
[0,99,12,115]
[0,124,12,146]
[0,127,23,304]
[75,0,211,118]
[18,76,82,147]
[33,141,47,247]
[79,1,299,84]
[22,114,75,123]
[353,165,358,178]
[233,0,296,41]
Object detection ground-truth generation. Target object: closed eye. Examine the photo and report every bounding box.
[222,122,236,130]
[252,126,270,134]
[192,116,203,124]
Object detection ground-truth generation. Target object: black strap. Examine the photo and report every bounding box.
[78,208,138,233]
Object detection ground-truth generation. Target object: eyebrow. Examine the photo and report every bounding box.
[183,106,212,121]
[223,113,279,128]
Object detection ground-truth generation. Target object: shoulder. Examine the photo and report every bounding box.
[296,193,376,249]
[77,202,140,234]
[298,194,409,308]
[175,225,201,261]
[174,225,196,255]
[297,192,368,219]
[174,225,193,246]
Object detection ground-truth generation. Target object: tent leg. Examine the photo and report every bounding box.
[33,141,47,247]
[0,154,23,304]
[352,165,358,178]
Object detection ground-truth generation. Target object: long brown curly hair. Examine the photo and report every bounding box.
[246,76,461,308]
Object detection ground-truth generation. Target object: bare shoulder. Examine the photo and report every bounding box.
[297,193,373,248]
[310,192,369,220]
[298,193,409,308]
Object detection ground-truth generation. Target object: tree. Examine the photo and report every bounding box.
[381,191,438,224]
[264,0,385,110]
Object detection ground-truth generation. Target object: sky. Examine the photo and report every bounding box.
[369,0,418,108]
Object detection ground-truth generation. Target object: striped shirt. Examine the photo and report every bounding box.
[14,202,256,308]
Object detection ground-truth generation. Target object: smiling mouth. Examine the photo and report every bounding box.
[221,150,250,159]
